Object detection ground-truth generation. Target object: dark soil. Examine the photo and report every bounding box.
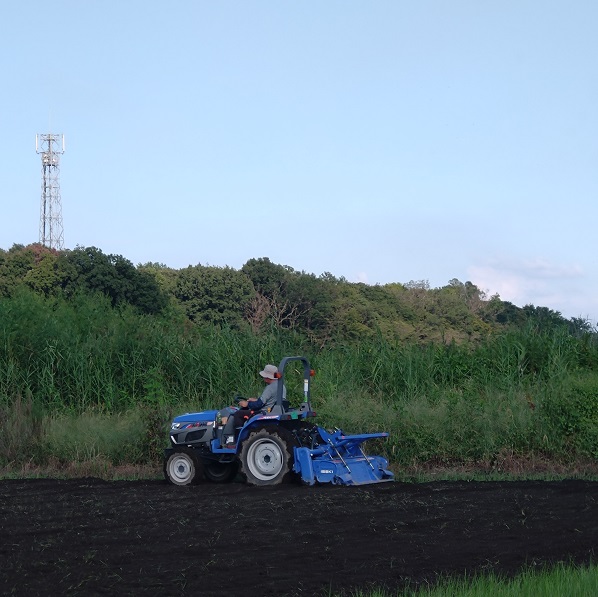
[1,478,596,596]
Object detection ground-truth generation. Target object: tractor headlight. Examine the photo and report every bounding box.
[171,422,181,429]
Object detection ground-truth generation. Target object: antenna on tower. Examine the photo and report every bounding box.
[36,133,65,250]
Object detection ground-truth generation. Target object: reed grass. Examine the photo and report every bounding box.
[1,289,597,469]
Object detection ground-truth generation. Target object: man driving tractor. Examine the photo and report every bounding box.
[220,363,287,448]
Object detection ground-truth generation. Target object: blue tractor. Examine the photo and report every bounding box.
[163,356,394,486]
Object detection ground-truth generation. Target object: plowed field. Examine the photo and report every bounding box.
[1,478,596,596]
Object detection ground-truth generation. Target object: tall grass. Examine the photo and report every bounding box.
[40,409,145,464]
[312,331,598,465]
[0,289,300,411]
[1,289,597,469]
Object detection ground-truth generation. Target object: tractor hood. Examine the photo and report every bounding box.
[171,409,219,426]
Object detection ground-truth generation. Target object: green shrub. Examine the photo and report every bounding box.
[539,373,598,458]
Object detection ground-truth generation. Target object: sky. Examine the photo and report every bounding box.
[1,1,597,324]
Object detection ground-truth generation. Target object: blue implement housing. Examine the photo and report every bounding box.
[293,427,394,485]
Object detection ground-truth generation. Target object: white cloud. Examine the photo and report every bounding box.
[511,259,583,280]
[468,256,596,323]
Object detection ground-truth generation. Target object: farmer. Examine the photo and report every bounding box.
[220,364,286,448]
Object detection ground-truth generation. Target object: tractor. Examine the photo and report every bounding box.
[163,356,394,486]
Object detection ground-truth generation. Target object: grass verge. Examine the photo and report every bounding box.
[341,562,598,596]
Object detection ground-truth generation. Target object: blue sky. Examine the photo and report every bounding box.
[1,1,596,324]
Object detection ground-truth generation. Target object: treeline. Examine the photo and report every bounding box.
[0,243,593,345]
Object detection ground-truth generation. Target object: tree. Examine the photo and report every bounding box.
[488,299,526,327]
[0,244,55,297]
[138,262,179,295]
[174,265,255,326]
[241,257,300,332]
[522,305,568,332]
[241,257,289,300]
[57,247,168,314]
[284,272,337,335]
[24,252,61,296]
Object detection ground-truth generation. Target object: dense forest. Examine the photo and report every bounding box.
[1,243,593,343]
[1,242,597,473]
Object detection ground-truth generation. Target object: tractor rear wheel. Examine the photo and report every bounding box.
[239,427,296,486]
[164,449,204,486]
[203,460,239,483]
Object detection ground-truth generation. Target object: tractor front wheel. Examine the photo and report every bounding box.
[164,449,204,486]
[240,427,295,486]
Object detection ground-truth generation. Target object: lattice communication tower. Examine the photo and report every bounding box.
[36,133,65,250]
